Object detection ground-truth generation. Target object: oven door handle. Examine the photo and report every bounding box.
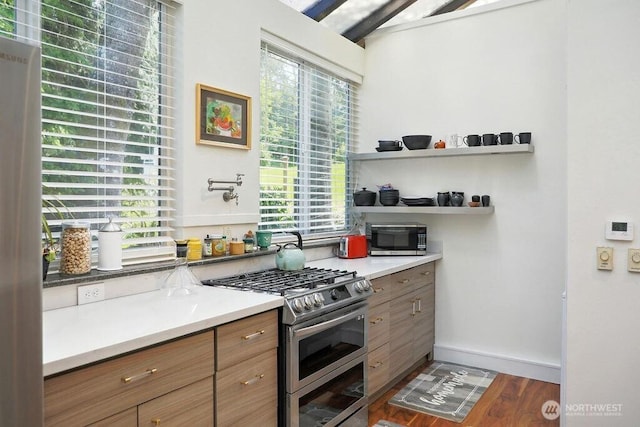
[292,309,364,340]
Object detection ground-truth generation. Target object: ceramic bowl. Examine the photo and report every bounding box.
[402,135,432,150]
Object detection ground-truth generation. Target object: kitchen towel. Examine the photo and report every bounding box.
[388,361,496,423]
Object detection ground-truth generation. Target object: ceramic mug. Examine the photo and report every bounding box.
[464,134,482,147]
[482,133,498,146]
[514,132,532,144]
[448,134,465,148]
[498,132,514,145]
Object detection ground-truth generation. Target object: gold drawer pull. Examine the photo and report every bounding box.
[369,361,383,369]
[416,298,422,313]
[399,279,409,284]
[373,287,384,293]
[151,418,161,426]
[121,368,157,384]
[241,374,265,386]
[422,271,431,276]
[369,317,384,325]
[242,330,265,340]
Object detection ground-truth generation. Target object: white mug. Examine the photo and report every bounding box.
[448,134,465,148]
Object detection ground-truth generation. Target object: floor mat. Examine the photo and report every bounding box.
[388,361,497,423]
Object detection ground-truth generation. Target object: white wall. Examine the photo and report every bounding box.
[175,0,364,239]
[358,0,566,382]
[565,0,640,424]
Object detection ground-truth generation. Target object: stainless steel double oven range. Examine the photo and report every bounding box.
[202,267,373,427]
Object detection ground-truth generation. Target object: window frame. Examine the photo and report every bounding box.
[259,38,360,239]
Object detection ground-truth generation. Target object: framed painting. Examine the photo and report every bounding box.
[196,84,251,149]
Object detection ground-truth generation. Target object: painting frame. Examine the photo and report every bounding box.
[196,83,251,149]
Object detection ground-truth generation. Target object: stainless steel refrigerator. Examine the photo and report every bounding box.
[0,36,43,425]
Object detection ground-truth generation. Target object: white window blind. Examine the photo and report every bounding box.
[259,41,359,237]
[1,0,177,263]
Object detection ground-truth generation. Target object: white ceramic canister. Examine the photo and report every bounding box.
[98,217,123,271]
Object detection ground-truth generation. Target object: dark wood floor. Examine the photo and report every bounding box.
[368,360,560,427]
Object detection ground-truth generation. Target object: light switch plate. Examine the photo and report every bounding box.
[628,249,640,272]
[597,247,613,270]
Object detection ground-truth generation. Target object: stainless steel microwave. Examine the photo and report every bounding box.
[365,222,427,256]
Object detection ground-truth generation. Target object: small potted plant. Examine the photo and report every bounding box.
[42,195,70,279]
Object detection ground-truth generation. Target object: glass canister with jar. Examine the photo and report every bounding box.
[60,221,92,275]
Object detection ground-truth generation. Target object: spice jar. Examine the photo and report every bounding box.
[243,237,255,253]
[187,238,202,261]
[203,235,214,257]
[60,221,92,275]
[211,234,225,256]
[229,238,244,255]
[175,240,188,258]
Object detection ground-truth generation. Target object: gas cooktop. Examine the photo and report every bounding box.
[201,267,356,295]
[201,267,372,324]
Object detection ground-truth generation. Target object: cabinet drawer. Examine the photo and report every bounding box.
[138,376,214,427]
[45,331,215,427]
[368,301,389,352]
[216,348,278,426]
[368,277,394,306]
[368,342,390,396]
[389,263,435,298]
[231,402,277,427]
[416,262,435,285]
[216,310,278,370]
[88,408,137,427]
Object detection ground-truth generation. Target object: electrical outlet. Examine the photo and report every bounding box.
[77,283,105,305]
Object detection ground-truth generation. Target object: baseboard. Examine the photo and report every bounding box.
[434,344,561,384]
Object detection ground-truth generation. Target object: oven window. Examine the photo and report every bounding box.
[298,362,364,426]
[298,315,365,380]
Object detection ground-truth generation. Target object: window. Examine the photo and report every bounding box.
[259,39,359,237]
[1,0,177,263]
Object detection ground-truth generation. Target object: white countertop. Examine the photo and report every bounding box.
[306,253,442,279]
[43,254,441,376]
[42,286,283,376]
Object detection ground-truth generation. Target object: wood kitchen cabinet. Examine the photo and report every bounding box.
[215,309,278,427]
[44,330,215,427]
[44,309,280,427]
[367,262,435,398]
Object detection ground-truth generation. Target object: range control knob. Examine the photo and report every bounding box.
[362,281,371,292]
[354,282,364,293]
[303,295,314,310]
[313,293,324,307]
[330,289,339,300]
[292,298,304,313]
